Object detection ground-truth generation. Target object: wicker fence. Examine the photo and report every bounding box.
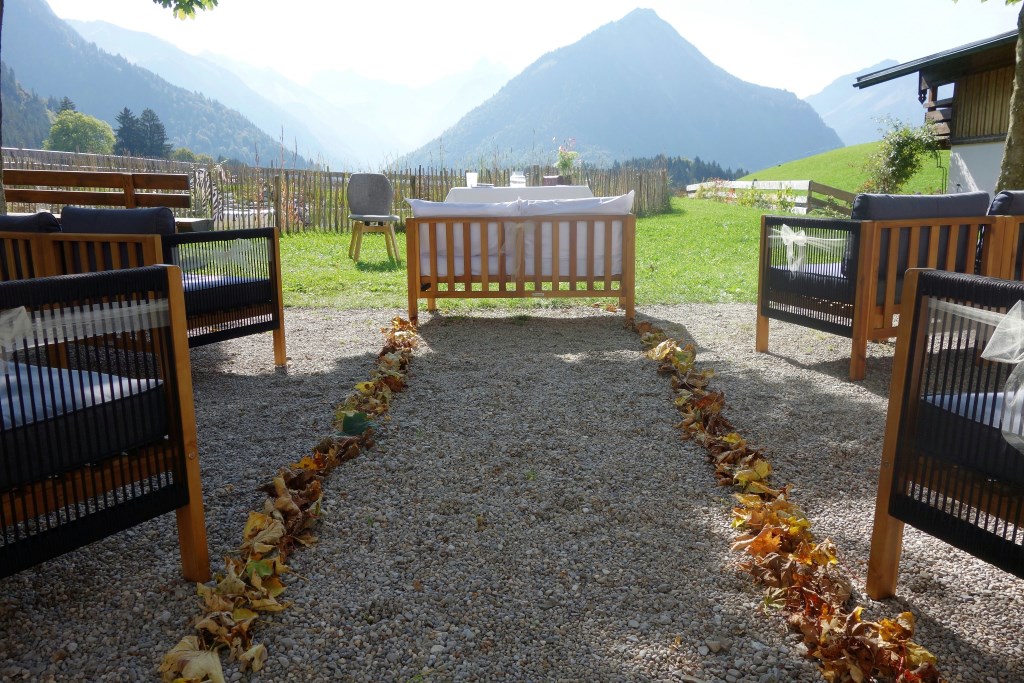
[2,148,670,233]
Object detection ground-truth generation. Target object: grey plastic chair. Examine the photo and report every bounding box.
[348,173,400,263]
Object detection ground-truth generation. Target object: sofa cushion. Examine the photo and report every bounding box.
[851,192,991,220]
[60,206,176,236]
[988,190,1024,215]
[851,193,989,279]
[0,211,61,233]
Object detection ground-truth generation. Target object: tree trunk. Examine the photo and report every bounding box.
[1,0,6,214]
[997,5,1024,192]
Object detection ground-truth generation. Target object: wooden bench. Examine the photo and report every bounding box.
[868,268,1024,598]
[405,194,637,324]
[0,265,210,581]
[756,192,1006,380]
[1,168,286,367]
[4,168,212,232]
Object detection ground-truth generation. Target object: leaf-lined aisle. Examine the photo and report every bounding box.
[636,320,943,683]
[160,318,420,683]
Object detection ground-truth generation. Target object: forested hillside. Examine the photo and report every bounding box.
[1,0,311,167]
[1,62,50,149]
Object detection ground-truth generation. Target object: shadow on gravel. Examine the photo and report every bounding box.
[630,310,1024,680]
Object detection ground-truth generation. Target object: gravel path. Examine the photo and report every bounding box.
[1,304,1022,683]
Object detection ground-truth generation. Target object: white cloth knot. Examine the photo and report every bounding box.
[981,301,1024,451]
[931,298,1024,452]
[769,224,847,274]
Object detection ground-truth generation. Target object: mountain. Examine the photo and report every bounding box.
[66,19,347,166]
[805,60,926,146]
[0,0,308,166]
[66,19,513,169]
[400,9,843,172]
[1,62,51,148]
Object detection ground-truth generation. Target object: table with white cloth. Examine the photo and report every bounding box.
[444,186,594,203]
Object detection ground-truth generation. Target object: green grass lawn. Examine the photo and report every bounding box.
[280,197,764,312]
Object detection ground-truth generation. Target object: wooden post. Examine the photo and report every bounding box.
[622,215,637,323]
[850,221,875,380]
[273,174,283,233]
[122,173,138,208]
[866,268,926,599]
[406,218,420,323]
[163,264,211,583]
[271,227,287,367]
[755,216,770,353]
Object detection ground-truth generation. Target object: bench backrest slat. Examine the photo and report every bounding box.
[4,168,192,210]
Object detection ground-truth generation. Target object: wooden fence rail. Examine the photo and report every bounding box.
[3,148,671,233]
[684,179,855,215]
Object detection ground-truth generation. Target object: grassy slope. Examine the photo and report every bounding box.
[281,197,764,310]
[740,141,951,195]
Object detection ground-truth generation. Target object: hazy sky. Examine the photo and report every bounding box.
[44,0,1022,98]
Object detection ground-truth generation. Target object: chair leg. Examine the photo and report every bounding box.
[866,420,905,599]
[387,226,400,263]
[176,451,210,583]
[353,225,365,261]
[850,334,868,381]
[755,312,769,352]
[348,224,359,259]
[272,325,287,367]
[384,226,396,262]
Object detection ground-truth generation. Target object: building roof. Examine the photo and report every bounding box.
[854,30,1018,89]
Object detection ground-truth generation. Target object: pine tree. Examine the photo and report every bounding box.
[57,97,76,113]
[114,107,140,156]
[138,108,172,158]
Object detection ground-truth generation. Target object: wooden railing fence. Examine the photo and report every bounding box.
[685,179,855,215]
[3,148,671,233]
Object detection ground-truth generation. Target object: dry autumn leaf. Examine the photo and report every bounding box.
[238,643,268,672]
[635,321,945,683]
[159,636,226,683]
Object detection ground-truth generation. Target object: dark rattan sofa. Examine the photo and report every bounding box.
[0,207,286,366]
[756,192,1002,380]
[0,265,209,581]
[867,268,1024,598]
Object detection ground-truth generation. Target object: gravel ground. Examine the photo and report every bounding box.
[1,304,1022,683]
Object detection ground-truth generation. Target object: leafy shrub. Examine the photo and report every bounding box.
[861,118,938,194]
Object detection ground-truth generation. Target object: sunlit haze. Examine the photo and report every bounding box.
[42,0,1022,98]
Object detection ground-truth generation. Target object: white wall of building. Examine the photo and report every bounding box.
[948,141,1005,196]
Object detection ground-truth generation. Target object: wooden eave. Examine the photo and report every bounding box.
[854,30,1018,91]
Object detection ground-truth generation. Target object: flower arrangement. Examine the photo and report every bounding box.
[555,137,579,177]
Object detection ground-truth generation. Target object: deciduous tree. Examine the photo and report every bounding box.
[43,109,115,154]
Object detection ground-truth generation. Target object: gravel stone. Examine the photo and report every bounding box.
[0,304,1021,682]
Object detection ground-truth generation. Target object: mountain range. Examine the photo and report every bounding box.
[65,19,514,169]
[0,0,928,172]
[805,60,922,146]
[401,9,844,171]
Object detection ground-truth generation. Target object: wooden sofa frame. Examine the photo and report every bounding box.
[0,265,209,581]
[406,214,636,324]
[2,168,286,366]
[867,268,1024,598]
[755,212,1006,380]
[0,229,286,365]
